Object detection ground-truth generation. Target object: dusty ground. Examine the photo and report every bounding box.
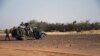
[0,34,100,56]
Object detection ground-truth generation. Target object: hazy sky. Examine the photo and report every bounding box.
[0,0,100,29]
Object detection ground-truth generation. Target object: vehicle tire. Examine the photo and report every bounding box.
[41,33,46,39]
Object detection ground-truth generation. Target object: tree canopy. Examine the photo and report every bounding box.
[20,20,100,32]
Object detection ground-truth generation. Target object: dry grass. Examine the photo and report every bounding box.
[46,30,100,35]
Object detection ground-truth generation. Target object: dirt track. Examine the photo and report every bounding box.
[0,34,100,56]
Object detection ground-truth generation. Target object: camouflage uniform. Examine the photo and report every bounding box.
[16,27,25,40]
[11,27,17,38]
[5,29,10,40]
[33,27,40,39]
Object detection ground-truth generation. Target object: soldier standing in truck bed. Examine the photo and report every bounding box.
[5,29,10,40]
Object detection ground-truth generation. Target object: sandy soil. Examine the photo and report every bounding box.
[0,34,100,56]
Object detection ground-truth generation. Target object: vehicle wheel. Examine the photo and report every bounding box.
[41,33,46,38]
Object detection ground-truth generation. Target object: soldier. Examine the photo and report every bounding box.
[28,26,33,37]
[12,27,17,38]
[5,29,10,40]
[16,27,25,40]
[33,27,40,39]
